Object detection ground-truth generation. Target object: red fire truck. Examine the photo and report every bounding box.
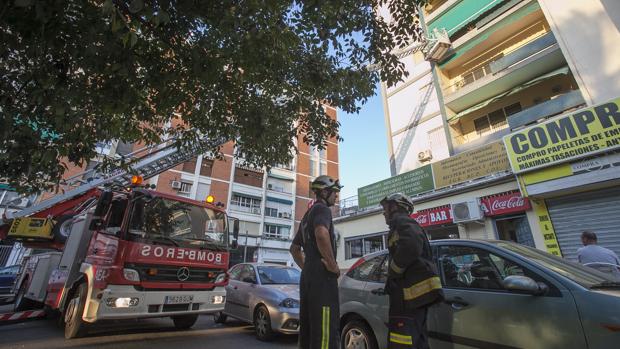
[0,137,239,338]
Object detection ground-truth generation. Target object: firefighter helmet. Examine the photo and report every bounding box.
[311,175,343,192]
[380,193,414,214]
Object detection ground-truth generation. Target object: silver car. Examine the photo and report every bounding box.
[339,239,620,349]
[214,263,300,341]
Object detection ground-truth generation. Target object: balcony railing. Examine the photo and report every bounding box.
[443,31,556,96]
[230,202,261,215]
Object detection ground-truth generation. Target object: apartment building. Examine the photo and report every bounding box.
[148,106,340,266]
[335,0,620,267]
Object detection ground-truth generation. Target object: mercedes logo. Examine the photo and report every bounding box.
[177,267,190,282]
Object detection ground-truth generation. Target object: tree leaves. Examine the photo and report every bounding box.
[0,0,426,193]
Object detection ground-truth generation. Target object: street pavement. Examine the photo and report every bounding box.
[0,305,298,349]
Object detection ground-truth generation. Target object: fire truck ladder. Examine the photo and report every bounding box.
[3,135,226,221]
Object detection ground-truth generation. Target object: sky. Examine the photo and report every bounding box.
[336,84,391,201]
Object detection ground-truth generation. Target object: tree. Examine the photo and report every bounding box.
[0,0,426,193]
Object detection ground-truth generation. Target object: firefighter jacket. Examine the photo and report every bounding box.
[385,213,443,311]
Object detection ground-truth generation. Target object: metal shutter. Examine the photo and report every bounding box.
[547,187,620,261]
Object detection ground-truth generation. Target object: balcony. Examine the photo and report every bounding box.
[443,31,565,112]
[453,125,511,154]
[229,202,261,215]
[507,90,586,130]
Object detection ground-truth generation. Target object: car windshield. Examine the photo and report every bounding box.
[128,196,227,249]
[495,241,617,288]
[257,266,300,285]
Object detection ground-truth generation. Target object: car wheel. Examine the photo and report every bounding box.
[253,305,275,341]
[342,319,378,349]
[213,311,228,324]
[64,282,89,339]
[172,314,199,329]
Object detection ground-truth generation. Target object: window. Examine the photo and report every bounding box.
[229,265,243,280]
[265,199,292,219]
[195,182,211,202]
[437,245,549,293]
[319,161,327,176]
[265,207,278,217]
[238,265,257,284]
[309,158,317,177]
[230,194,262,214]
[473,103,520,136]
[346,255,385,282]
[178,182,192,194]
[344,232,388,260]
[266,177,292,193]
[264,224,291,239]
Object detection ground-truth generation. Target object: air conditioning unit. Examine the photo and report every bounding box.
[424,29,452,62]
[267,184,273,190]
[171,180,182,189]
[451,199,484,223]
[252,208,261,214]
[281,212,291,219]
[418,149,433,162]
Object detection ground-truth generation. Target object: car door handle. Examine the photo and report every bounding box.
[446,297,469,310]
[371,288,386,296]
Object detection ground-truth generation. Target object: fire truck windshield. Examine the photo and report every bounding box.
[127,197,227,249]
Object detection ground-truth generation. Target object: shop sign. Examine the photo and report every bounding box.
[504,96,620,174]
[531,199,562,257]
[431,141,511,189]
[411,205,453,227]
[358,165,434,208]
[480,191,530,216]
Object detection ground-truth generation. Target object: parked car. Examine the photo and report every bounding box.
[214,263,300,341]
[0,265,19,303]
[339,239,620,349]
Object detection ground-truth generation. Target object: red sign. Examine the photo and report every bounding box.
[480,191,530,216]
[411,205,453,227]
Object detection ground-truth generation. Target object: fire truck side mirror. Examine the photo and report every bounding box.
[89,191,113,230]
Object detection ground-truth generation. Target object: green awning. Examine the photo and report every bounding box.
[439,1,541,66]
[266,196,293,205]
[448,66,570,122]
[268,173,295,181]
[428,0,503,36]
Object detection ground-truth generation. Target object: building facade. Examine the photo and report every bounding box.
[148,106,340,266]
[336,0,620,267]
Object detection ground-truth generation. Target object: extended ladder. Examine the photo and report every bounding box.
[3,135,226,220]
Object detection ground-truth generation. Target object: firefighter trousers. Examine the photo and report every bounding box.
[387,308,429,349]
[298,263,340,349]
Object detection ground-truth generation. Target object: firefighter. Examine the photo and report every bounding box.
[380,193,443,349]
[290,175,343,349]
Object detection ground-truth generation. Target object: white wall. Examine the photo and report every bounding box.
[334,211,387,268]
[538,0,620,104]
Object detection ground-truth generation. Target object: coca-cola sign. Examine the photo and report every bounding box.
[481,191,530,216]
[411,205,453,227]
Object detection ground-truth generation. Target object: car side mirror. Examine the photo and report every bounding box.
[89,191,113,231]
[503,275,548,295]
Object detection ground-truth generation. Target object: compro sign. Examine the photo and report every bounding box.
[503,97,620,173]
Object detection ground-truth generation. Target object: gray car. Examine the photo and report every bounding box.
[214,263,300,341]
[339,239,620,349]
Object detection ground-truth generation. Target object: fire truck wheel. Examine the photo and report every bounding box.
[64,282,89,339]
[14,281,37,312]
[172,314,199,329]
[213,312,228,324]
[52,214,75,243]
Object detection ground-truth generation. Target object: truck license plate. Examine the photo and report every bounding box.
[164,295,193,304]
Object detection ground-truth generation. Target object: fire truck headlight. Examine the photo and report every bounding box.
[106,297,139,308]
[123,268,140,282]
[211,295,225,304]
